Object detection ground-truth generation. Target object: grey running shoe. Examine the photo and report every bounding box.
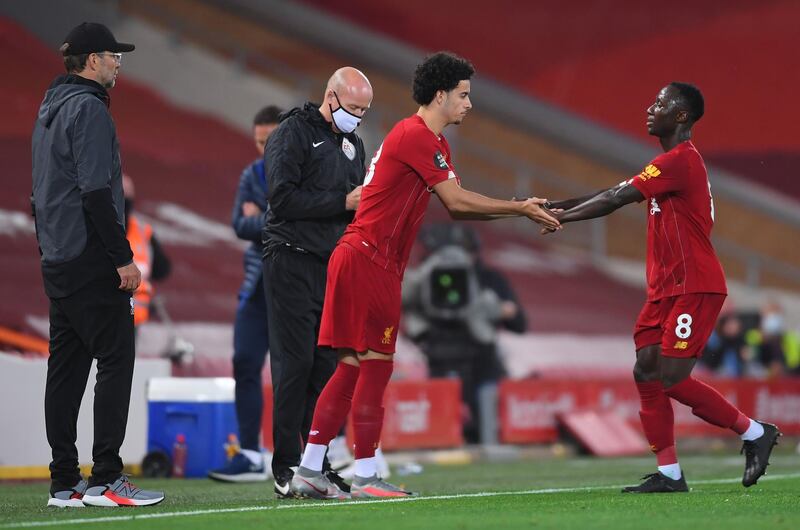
[622,472,688,493]
[742,421,782,487]
[47,479,87,508]
[82,475,165,507]
[351,474,416,498]
[290,466,350,500]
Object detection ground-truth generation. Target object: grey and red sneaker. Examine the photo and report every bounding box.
[350,475,416,498]
[47,479,88,508]
[290,466,350,500]
[82,475,165,507]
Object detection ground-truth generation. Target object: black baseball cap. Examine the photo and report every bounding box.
[60,22,135,56]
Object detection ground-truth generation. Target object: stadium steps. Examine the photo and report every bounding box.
[0,16,253,340]
[113,0,800,293]
[0,14,649,347]
[300,0,800,200]
[2,7,798,348]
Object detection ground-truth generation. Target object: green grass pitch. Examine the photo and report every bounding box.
[2,453,798,530]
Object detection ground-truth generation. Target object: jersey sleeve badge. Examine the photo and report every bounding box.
[638,164,662,181]
[433,151,449,170]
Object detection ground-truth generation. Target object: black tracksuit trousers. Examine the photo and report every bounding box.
[263,246,337,477]
[45,278,135,490]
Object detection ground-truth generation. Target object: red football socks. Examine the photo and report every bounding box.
[732,413,752,435]
[664,377,749,432]
[636,381,677,465]
[307,362,360,446]
[352,359,394,460]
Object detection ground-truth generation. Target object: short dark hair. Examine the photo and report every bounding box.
[253,105,282,126]
[62,43,89,73]
[669,82,704,123]
[412,51,475,106]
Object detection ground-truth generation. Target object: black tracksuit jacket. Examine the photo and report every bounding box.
[262,102,366,260]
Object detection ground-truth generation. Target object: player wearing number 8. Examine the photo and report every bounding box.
[542,82,781,492]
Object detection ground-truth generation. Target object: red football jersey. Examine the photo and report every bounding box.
[343,114,459,275]
[630,140,727,301]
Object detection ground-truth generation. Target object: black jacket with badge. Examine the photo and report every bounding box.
[262,102,366,260]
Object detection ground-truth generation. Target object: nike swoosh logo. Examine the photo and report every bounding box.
[275,480,290,495]
[298,477,328,495]
[312,141,325,148]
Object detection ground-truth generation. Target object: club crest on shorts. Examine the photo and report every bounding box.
[381,326,394,345]
[341,137,356,161]
[130,297,135,316]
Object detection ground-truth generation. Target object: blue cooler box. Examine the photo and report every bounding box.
[146,377,237,478]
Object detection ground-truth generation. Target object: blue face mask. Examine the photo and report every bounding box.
[329,91,362,133]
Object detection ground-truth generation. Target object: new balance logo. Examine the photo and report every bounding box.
[116,483,136,497]
[312,141,325,148]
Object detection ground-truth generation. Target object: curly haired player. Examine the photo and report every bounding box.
[290,52,559,499]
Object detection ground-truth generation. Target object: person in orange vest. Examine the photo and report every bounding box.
[122,174,171,329]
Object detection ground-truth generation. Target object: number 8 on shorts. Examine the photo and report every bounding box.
[675,313,693,339]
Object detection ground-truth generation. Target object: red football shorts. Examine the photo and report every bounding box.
[633,293,726,358]
[318,241,401,354]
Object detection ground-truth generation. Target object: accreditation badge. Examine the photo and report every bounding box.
[341,137,356,161]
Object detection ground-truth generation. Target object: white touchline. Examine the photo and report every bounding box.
[3,473,800,529]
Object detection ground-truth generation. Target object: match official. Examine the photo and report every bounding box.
[262,67,371,497]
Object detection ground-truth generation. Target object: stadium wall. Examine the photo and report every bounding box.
[0,354,170,476]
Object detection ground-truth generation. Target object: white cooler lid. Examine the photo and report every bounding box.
[147,377,235,402]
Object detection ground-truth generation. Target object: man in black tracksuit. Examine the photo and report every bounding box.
[31,23,163,507]
[262,67,373,497]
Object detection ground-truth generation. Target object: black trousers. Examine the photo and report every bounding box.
[45,278,135,489]
[263,247,337,476]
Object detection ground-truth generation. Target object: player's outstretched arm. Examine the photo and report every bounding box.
[547,187,612,211]
[557,183,644,225]
[432,179,560,228]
